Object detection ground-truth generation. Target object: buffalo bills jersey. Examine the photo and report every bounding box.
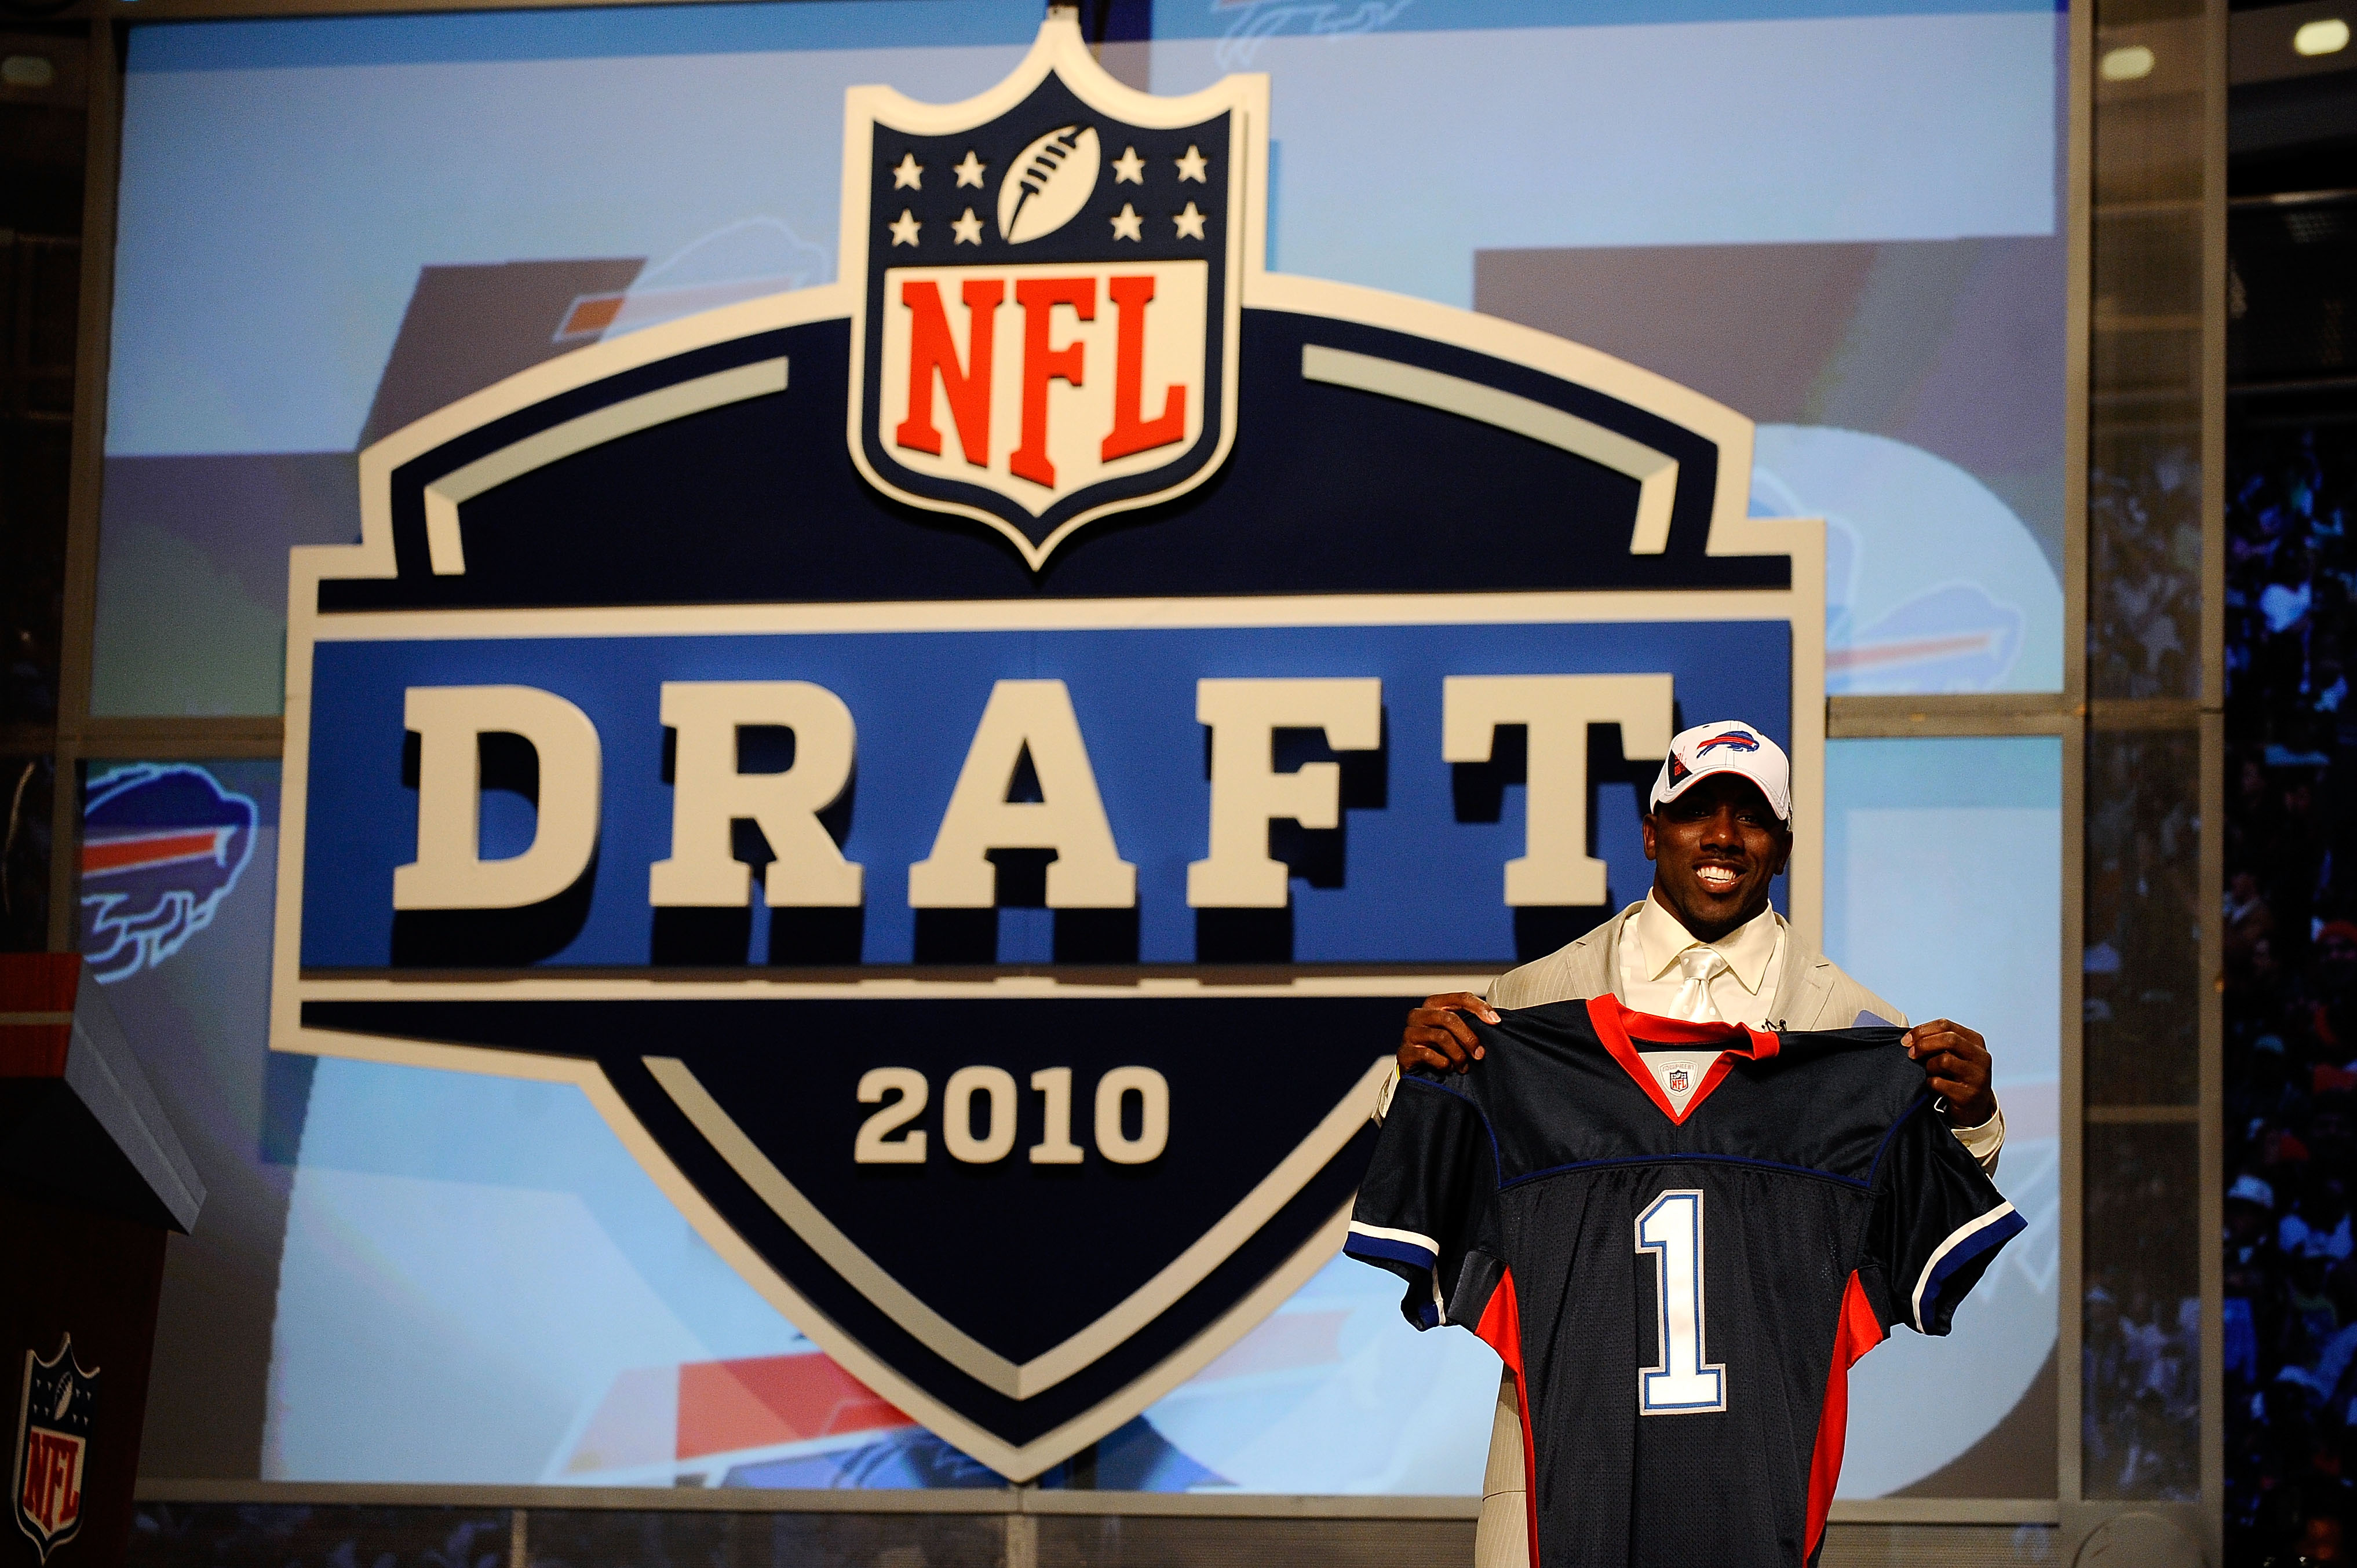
[1346,996,2023,1568]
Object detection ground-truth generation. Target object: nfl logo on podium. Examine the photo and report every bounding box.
[843,19,1253,569]
[12,1336,97,1562]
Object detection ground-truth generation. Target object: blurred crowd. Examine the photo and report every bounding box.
[2071,449,2209,1508]
[2227,416,2357,1562]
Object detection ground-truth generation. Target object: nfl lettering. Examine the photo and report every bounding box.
[16,1435,81,1538]
[888,264,1201,485]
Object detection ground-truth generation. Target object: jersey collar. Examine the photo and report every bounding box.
[1584,996,1781,1125]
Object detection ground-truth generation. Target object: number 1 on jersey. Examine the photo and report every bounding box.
[1636,1189,1727,1414]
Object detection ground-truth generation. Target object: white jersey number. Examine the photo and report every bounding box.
[1636,1189,1728,1415]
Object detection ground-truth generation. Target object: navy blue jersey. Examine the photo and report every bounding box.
[1346,997,2022,1568]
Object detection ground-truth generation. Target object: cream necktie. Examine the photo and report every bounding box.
[1669,948,1728,1023]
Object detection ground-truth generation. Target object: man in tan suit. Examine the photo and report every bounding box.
[1390,720,2002,1567]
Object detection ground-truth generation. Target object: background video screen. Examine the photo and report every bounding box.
[100,0,2066,1495]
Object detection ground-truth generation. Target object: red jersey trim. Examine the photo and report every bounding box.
[1584,996,1780,1125]
[1805,1270,1887,1560]
[1475,1269,1540,1568]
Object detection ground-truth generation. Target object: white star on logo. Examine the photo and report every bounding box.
[952,207,984,246]
[1175,144,1207,182]
[1110,203,1143,241]
[889,209,921,247]
[953,150,986,188]
[892,152,923,190]
[1112,145,1146,185]
[1173,201,1207,240]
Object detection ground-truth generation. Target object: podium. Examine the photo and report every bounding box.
[1,955,203,1567]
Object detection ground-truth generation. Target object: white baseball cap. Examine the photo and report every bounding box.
[1647,721,1792,824]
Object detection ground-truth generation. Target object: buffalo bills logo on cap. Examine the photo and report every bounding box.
[1649,721,1794,824]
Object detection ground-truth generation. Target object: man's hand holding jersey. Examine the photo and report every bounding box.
[1398,992,1499,1074]
[1904,1018,1997,1129]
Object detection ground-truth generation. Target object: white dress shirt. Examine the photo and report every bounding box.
[1619,894,1786,1026]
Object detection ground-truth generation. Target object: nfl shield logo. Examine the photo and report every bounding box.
[1668,1068,1691,1093]
[844,13,1253,569]
[12,1336,96,1562]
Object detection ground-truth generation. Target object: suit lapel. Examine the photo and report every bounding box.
[1579,903,1638,1002]
[1767,936,1836,1030]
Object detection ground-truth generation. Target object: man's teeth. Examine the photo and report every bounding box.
[1696,867,1739,887]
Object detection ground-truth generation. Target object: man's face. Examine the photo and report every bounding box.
[1643,773,1793,938]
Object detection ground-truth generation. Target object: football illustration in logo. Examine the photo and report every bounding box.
[11,1336,97,1563]
[998,125,1100,243]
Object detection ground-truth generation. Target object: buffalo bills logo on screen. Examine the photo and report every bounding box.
[273,11,1824,1482]
[79,765,258,984]
[1695,729,1760,755]
[11,1336,96,1563]
[843,27,1247,569]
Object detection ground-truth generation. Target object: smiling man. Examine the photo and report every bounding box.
[1389,719,2003,1568]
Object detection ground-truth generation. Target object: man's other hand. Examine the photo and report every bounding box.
[1904,1019,1997,1128]
[1399,993,1500,1076]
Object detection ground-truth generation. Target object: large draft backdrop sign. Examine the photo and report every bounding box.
[268,11,1828,1481]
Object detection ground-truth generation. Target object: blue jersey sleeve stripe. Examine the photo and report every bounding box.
[1345,1228,1439,1270]
[1911,1202,2026,1331]
[1345,1234,1439,1270]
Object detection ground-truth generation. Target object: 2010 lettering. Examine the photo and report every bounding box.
[855,1065,1168,1166]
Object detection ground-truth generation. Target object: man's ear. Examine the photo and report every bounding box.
[1768,827,1793,877]
[1640,812,1658,862]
